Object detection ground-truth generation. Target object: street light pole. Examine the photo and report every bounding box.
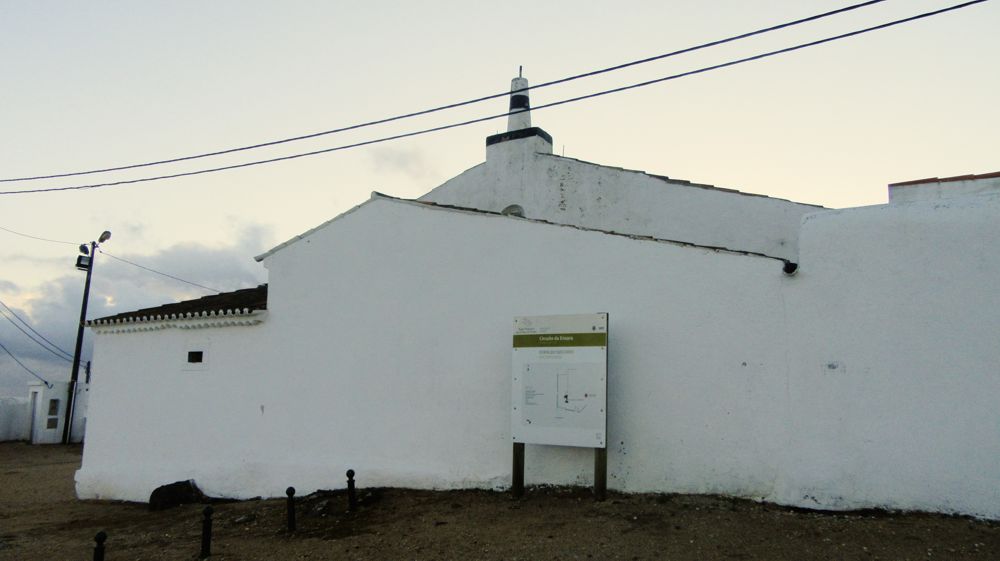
[62,231,110,444]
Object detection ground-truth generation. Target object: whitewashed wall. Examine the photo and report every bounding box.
[25,382,88,444]
[421,137,819,261]
[0,396,30,441]
[890,175,1000,203]
[69,382,89,444]
[777,193,1000,518]
[78,316,269,499]
[78,193,1000,519]
[79,196,793,504]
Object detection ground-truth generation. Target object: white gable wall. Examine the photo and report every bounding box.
[259,197,794,495]
[80,197,794,503]
[420,138,819,261]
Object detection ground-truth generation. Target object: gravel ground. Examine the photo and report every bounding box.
[1,442,998,560]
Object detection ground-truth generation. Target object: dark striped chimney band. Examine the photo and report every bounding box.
[509,94,530,111]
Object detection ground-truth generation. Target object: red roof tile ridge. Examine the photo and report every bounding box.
[889,171,1000,187]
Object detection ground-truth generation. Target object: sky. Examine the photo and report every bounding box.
[0,0,997,396]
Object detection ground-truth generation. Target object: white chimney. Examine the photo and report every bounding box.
[507,76,531,132]
[485,72,552,158]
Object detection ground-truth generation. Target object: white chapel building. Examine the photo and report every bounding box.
[77,77,1000,519]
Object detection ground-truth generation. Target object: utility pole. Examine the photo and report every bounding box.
[62,231,110,444]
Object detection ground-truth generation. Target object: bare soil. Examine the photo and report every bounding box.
[1,442,998,560]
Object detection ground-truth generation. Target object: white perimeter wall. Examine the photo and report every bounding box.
[421,138,819,261]
[78,193,1000,519]
[0,396,30,441]
[79,320,271,499]
[778,193,1000,517]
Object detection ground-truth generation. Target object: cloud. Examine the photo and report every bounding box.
[0,279,17,292]
[0,225,273,397]
[369,146,438,180]
[6,253,66,266]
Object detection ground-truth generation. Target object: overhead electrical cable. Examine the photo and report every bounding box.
[0,0,985,197]
[0,337,53,387]
[0,313,73,362]
[0,299,74,359]
[100,250,223,293]
[0,0,889,183]
[0,224,76,245]
[0,223,226,293]
[0,300,73,362]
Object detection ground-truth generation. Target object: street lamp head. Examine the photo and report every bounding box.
[79,244,89,255]
[98,231,111,243]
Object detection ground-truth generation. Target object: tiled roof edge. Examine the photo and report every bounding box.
[89,284,267,326]
[889,171,1000,187]
[88,307,266,327]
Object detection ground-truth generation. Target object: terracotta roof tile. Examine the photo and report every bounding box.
[889,171,1000,187]
[92,284,267,323]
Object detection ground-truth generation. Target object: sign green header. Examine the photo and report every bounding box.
[512,332,608,348]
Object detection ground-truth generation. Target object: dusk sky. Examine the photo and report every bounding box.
[1,0,997,394]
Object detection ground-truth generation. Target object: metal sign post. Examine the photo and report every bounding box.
[510,313,608,501]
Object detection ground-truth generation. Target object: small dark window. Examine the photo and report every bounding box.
[46,418,59,429]
[187,351,204,363]
[47,399,60,416]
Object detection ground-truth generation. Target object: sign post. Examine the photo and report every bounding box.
[511,313,608,500]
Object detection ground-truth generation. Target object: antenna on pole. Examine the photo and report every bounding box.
[519,65,523,78]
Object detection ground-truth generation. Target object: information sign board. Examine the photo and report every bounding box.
[511,313,608,448]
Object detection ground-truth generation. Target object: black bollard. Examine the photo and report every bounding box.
[93,531,107,561]
[200,505,214,559]
[346,469,357,512]
[286,486,296,532]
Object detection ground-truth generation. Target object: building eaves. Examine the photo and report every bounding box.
[90,284,267,326]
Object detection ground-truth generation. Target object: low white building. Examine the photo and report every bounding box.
[0,396,30,441]
[1,381,88,444]
[77,77,1000,519]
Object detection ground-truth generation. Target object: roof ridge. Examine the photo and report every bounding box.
[376,194,791,263]
[540,153,824,208]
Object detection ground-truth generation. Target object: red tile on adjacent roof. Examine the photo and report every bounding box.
[889,171,1000,187]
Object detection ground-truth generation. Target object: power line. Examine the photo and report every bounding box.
[0,337,53,388]
[0,224,77,245]
[0,0,983,197]
[0,312,73,362]
[0,0,889,183]
[0,298,74,358]
[0,300,73,362]
[0,223,225,292]
[100,250,222,293]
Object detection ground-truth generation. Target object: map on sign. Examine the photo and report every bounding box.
[511,313,608,448]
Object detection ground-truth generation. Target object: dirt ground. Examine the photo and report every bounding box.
[1,443,998,560]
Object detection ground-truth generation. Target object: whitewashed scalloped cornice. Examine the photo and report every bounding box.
[89,309,267,334]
